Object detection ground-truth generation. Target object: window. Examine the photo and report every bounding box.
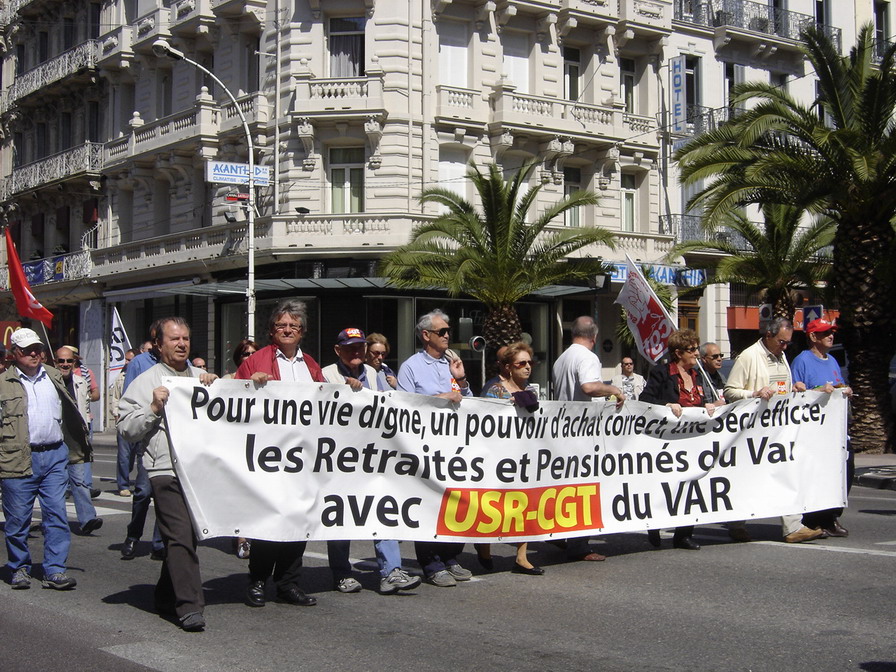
[621,173,636,232]
[438,147,468,201]
[59,113,72,151]
[876,2,889,59]
[723,62,744,115]
[88,101,101,143]
[620,58,636,113]
[685,57,700,109]
[502,32,530,94]
[158,72,172,117]
[89,3,101,39]
[564,47,581,101]
[770,72,787,93]
[36,123,48,159]
[246,36,260,93]
[563,167,582,227]
[63,18,75,51]
[16,44,25,76]
[330,147,365,213]
[815,0,828,26]
[38,32,49,63]
[13,132,23,168]
[330,17,366,77]
[438,21,469,88]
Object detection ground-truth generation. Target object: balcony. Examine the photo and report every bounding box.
[2,142,104,201]
[97,24,135,71]
[292,75,386,120]
[558,0,616,26]
[8,40,100,105]
[211,0,267,19]
[131,6,172,53]
[674,0,841,53]
[435,85,489,130]
[660,213,751,251]
[0,249,92,292]
[221,92,270,135]
[170,0,215,37]
[619,0,673,37]
[674,103,735,137]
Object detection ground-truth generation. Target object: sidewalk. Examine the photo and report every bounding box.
[92,431,896,492]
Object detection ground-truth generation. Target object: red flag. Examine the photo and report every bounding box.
[5,228,54,328]
[614,254,675,363]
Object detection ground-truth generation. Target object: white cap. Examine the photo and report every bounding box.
[10,328,43,350]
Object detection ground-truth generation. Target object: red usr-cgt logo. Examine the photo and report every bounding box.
[435,484,602,537]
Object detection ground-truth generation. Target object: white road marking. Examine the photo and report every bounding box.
[753,540,896,557]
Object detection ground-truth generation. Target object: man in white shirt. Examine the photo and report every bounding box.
[610,357,646,401]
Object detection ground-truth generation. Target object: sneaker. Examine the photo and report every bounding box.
[426,569,457,587]
[445,563,472,581]
[784,526,825,543]
[335,577,362,593]
[179,611,206,632]
[10,568,31,590]
[118,489,132,497]
[379,568,422,594]
[90,488,101,499]
[41,573,77,590]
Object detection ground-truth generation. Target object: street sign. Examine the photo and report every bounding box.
[205,161,270,187]
[225,193,250,202]
[803,305,824,323]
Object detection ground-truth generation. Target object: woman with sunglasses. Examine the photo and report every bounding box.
[222,339,258,380]
[640,329,720,551]
[482,341,545,576]
[365,333,397,390]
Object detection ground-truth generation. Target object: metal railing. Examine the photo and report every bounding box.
[8,40,100,103]
[674,0,841,51]
[0,249,92,291]
[2,142,105,200]
[660,214,751,251]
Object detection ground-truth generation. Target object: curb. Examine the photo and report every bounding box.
[854,466,896,492]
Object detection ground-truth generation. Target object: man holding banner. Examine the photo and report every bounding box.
[118,317,216,631]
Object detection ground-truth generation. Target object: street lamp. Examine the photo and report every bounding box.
[152,38,258,341]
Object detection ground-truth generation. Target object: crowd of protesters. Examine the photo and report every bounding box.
[0,305,853,632]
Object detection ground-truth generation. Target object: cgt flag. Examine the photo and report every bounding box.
[108,306,132,386]
[4,228,53,328]
[615,254,675,363]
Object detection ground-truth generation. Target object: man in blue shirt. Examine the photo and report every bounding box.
[397,310,472,587]
[791,318,853,538]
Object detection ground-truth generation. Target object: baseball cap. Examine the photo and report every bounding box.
[10,328,43,350]
[336,327,367,345]
[806,318,837,334]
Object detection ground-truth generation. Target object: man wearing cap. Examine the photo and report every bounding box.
[55,346,102,536]
[0,328,91,590]
[792,318,853,537]
[322,328,422,595]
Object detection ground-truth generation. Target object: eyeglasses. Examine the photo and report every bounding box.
[707,354,725,360]
[777,339,791,347]
[273,323,303,332]
[622,361,634,366]
[425,327,451,338]
[511,360,533,369]
[683,346,699,353]
[239,350,256,359]
[56,358,75,364]
[368,350,387,358]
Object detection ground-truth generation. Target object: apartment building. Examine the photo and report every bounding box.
[0,0,883,402]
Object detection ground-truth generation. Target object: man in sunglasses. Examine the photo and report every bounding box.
[1,329,91,590]
[397,309,473,587]
[698,342,726,403]
[55,346,103,536]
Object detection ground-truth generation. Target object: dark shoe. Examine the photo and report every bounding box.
[90,488,101,499]
[179,612,205,632]
[41,573,77,590]
[121,537,137,560]
[246,580,266,607]
[80,518,103,535]
[150,548,166,562]
[511,563,545,576]
[276,586,317,606]
[10,568,31,590]
[546,539,567,550]
[824,520,849,537]
[570,551,607,562]
[728,528,752,543]
[647,530,661,548]
[673,536,701,551]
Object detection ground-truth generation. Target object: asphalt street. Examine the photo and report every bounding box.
[0,433,894,672]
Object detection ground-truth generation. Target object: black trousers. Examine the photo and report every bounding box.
[415,541,464,576]
[150,475,204,618]
[249,540,307,592]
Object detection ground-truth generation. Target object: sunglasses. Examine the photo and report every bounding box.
[511,360,533,369]
[425,327,451,337]
[56,358,75,364]
[707,353,725,360]
[239,350,256,359]
[682,346,699,353]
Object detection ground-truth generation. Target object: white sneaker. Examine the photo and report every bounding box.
[379,568,422,594]
[335,577,362,593]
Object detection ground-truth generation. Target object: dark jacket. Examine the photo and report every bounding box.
[640,362,707,407]
[0,364,92,478]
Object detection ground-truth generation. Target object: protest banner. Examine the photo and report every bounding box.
[108,306,131,387]
[162,379,848,543]
[615,254,676,363]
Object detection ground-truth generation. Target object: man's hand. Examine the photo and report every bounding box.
[753,386,774,401]
[793,381,807,393]
[385,374,398,389]
[344,376,363,391]
[703,402,717,417]
[250,372,271,386]
[199,373,218,386]
[448,357,468,387]
[667,403,683,418]
[150,386,169,416]
[436,391,463,403]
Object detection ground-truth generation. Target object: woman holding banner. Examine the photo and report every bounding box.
[483,342,544,575]
[640,329,720,551]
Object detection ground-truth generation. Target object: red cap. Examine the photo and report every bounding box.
[806,318,837,334]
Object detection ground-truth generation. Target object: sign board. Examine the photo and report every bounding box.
[206,161,270,187]
[669,56,687,134]
[803,305,824,324]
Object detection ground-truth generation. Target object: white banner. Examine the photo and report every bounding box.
[162,379,848,543]
[108,306,131,387]
[615,255,676,363]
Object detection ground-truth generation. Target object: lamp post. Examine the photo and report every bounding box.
[152,38,257,341]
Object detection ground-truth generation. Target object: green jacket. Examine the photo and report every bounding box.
[0,363,92,479]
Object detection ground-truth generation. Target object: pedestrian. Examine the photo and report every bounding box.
[1,328,90,591]
[552,316,622,562]
[611,356,646,401]
[235,300,319,609]
[697,342,726,403]
[396,309,474,587]
[55,346,102,536]
[639,329,721,551]
[480,345,509,397]
[365,332,397,390]
[323,327,422,594]
[118,317,217,631]
[65,345,100,498]
[724,317,820,544]
[791,318,853,537]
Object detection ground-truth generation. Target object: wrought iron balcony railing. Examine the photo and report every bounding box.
[2,142,104,201]
[8,40,100,104]
[660,214,751,251]
[674,0,841,51]
[0,249,92,291]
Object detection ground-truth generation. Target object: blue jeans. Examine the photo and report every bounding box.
[67,462,97,527]
[1,443,71,575]
[328,539,403,578]
[126,458,163,550]
[116,433,135,491]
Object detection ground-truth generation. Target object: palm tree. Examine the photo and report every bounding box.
[674,24,896,452]
[667,204,834,322]
[380,161,616,347]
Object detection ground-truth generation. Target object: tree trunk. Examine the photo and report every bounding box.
[483,305,523,350]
